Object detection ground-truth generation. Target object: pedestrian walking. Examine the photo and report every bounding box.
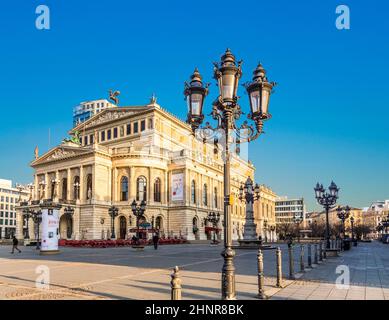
[153,232,160,250]
[11,236,21,254]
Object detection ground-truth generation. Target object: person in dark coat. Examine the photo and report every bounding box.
[11,236,21,254]
[152,233,160,250]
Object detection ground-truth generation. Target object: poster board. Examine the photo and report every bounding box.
[171,173,184,201]
[41,208,60,252]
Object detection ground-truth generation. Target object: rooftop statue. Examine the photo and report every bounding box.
[109,89,120,105]
[62,131,81,145]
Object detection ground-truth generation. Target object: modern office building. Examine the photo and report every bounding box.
[275,196,306,225]
[0,179,31,239]
[17,97,263,241]
[73,99,116,127]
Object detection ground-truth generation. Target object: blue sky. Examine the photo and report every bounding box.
[0,0,388,210]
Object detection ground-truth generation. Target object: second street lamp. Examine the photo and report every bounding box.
[185,49,276,300]
[31,210,42,250]
[336,205,350,238]
[314,181,339,249]
[108,206,119,239]
[131,200,147,239]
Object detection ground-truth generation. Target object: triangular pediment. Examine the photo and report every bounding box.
[71,106,150,133]
[31,145,93,166]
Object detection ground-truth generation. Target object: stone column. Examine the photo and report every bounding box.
[34,174,39,200]
[112,167,118,202]
[129,167,135,201]
[79,166,84,203]
[148,167,152,204]
[44,173,49,200]
[67,168,72,200]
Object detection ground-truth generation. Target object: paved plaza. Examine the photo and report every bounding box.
[0,241,387,300]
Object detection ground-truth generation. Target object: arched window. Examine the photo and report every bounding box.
[214,187,218,208]
[136,176,147,201]
[73,176,80,200]
[86,174,92,200]
[62,178,67,200]
[120,176,128,201]
[203,184,208,206]
[191,180,196,204]
[154,178,161,202]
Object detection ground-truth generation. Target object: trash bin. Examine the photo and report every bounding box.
[343,239,351,250]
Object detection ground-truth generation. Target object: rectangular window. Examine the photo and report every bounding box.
[5,220,7,225]
[101,131,106,142]
[126,124,131,135]
[84,136,88,145]
[141,120,146,131]
[90,134,94,144]
[80,137,83,145]
[5,212,8,218]
[0,212,3,217]
[134,122,139,133]
[113,127,118,138]
[10,212,13,218]
[107,129,112,140]
[0,219,3,225]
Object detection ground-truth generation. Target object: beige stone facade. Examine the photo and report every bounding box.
[17,100,259,241]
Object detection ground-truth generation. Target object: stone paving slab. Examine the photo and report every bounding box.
[271,242,389,300]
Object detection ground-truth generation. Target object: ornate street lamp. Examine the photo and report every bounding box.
[239,177,261,244]
[206,212,221,244]
[184,49,276,300]
[314,181,339,249]
[64,206,75,239]
[350,216,355,243]
[336,205,350,238]
[131,200,147,239]
[31,210,42,250]
[293,213,303,242]
[22,209,32,239]
[108,206,119,239]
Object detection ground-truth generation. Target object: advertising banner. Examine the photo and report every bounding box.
[41,209,60,252]
[171,173,184,201]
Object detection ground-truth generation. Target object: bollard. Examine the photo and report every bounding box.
[171,266,182,300]
[288,245,295,280]
[314,244,318,264]
[257,249,267,299]
[300,245,305,272]
[276,247,283,288]
[307,244,312,268]
[319,241,323,262]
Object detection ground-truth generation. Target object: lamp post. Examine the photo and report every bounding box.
[31,210,42,250]
[22,209,32,239]
[263,219,268,243]
[350,216,357,246]
[293,214,303,242]
[206,212,221,244]
[238,177,260,244]
[108,206,119,239]
[64,206,75,239]
[336,205,350,238]
[314,181,339,249]
[131,200,147,239]
[184,49,276,300]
